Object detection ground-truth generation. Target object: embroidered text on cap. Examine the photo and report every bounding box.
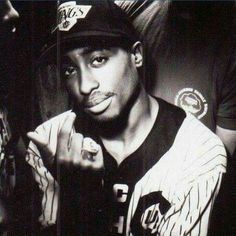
[57,1,91,31]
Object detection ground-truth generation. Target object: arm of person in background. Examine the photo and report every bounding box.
[216,40,236,157]
[216,127,236,156]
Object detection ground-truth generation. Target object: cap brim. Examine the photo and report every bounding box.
[39,30,134,63]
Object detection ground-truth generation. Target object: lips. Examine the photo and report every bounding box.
[83,92,114,115]
[84,92,114,108]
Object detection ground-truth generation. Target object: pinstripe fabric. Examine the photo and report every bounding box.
[26,111,72,227]
[25,111,226,235]
[126,114,226,236]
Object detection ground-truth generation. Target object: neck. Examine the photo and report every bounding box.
[100,88,159,164]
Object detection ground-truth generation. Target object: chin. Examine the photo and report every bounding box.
[88,110,121,124]
[90,114,119,123]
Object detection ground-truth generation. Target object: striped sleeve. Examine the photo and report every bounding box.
[158,115,227,236]
[158,173,223,236]
[25,111,72,227]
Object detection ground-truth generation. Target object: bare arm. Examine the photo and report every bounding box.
[216,125,236,156]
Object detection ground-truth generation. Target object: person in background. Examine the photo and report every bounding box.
[0,1,33,234]
[116,0,236,156]
[0,1,19,233]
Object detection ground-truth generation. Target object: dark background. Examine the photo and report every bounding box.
[10,1,57,132]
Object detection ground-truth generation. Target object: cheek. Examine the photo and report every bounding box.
[96,60,134,93]
[65,79,82,100]
[117,62,138,95]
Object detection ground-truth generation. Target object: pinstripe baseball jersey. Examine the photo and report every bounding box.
[26,98,226,235]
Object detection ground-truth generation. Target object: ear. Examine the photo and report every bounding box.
[131,41,143,68]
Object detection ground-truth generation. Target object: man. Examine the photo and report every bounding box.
[27,0,226,235]
[0,1,34,235]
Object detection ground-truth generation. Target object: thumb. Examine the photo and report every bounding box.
[27,131,54,167]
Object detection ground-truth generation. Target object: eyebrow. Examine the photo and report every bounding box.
[61,46,113,65]
[80,47,111,55]
[61,47,111,63]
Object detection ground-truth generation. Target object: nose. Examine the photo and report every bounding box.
[79,69,99,95]
[1,0,19,24]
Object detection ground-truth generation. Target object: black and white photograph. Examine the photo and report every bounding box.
[0,0,236,235]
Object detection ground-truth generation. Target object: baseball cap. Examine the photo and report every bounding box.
[40,0,138,60]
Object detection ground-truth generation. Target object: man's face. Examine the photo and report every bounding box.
[0,0,19,46]
[61,42,143,122]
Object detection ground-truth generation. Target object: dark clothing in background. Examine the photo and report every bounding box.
[121,0,236,132]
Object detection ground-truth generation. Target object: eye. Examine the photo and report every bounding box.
[91,56,108,67]
[61,66,77,78]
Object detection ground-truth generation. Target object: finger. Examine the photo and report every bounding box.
[27,131,54,167]
[92,146,104,170]
[69,133,83,166]
[81,150,95,162]
[82,137,99,154]
[57,112,76,156]
[81,146,104,171]
[79,158,92,170]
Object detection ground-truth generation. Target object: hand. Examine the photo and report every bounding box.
[27,112,104,178]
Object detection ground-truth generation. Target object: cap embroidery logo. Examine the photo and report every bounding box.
[57,1,92,31]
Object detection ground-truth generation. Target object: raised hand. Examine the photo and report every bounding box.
[27,112,104,178]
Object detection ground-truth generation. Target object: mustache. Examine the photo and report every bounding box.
[83,91,115,108]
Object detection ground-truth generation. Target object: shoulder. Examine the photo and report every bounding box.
[155,97,226,165]
[175,113,227,174]
[156,97,186,131]
[181,112,225,146]
[157,97,185,117]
